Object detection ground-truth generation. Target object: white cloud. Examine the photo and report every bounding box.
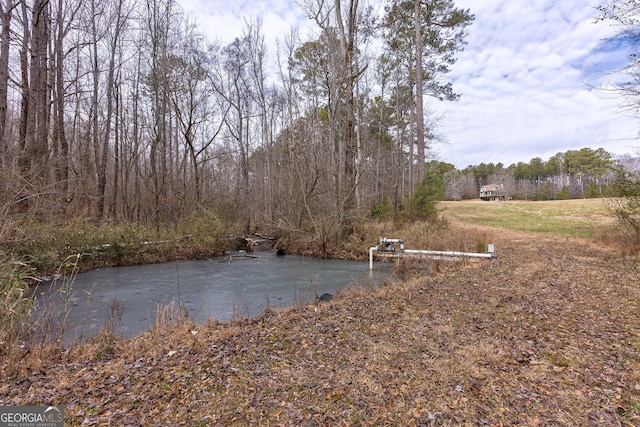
[180,0,312,46]
[432,0,639,168]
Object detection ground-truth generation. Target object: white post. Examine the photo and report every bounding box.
[369,247,375,270]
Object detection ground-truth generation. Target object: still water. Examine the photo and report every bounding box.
[32,252,391,341]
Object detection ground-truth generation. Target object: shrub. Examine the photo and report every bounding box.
[405,173,442,221]
[370,197,392,220]
[554,187,569,200]
[608,170,640,249]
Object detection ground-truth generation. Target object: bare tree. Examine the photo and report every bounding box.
[211,33,255,234]
[598,0,640,120]
[169,21,225,206]
[298,0,370,237]
[333,0,361,236]
[144,0,175,224]
[0,0,16,157]
[413,0,425,183]
[29,0,50,175]
[94,0,132,218]
[0,0,481,235]
[15,0,51,212]
[51,0,81,195]
[246,18,278,224]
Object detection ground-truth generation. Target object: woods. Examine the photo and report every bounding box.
[1,0,638,238]
[0,0,473,241]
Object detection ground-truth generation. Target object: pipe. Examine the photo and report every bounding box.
[403,249,497,259]
[369,241,498,270]
[380,237,405,251]
[369,246,377,270]
[369,239,497,270]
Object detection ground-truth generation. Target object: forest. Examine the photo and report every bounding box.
[0,0,472,237]
[1,0,638,246]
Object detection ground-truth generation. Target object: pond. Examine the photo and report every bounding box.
[31,252,392,342]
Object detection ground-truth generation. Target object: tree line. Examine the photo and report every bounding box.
[415,147,636,204]
[0,0,474,241]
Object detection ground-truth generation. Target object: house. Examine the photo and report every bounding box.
[480,183,506,201]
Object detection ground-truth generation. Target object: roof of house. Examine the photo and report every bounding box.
[481,184,503,192]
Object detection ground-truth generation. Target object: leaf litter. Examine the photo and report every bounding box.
[1,226,640,426]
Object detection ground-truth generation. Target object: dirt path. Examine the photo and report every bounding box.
[1,225,639,425]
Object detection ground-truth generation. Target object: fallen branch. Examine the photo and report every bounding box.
[253,232,275,241]
[217,254,259,264]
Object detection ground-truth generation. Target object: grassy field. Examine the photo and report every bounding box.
[439,198,616,238]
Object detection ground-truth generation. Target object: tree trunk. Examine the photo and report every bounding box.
[89,0,100,218]
[0,0,13,159]
[97,1,123,219]
[30,0,50,176]
[110,81,120,219]
[146,0,172,225]
[414,0,425,184]
[334,0,359,237]
[53,0,69,193]
[17,0,29,210]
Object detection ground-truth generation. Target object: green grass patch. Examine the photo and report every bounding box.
[543,351,572,367]
[439,199,615,238]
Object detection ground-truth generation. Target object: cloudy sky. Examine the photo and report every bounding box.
[180,0,639,169]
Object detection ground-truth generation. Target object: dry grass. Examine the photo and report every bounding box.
[439,199,616,238]
[1,202,639,425]
[2,214,232,275]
